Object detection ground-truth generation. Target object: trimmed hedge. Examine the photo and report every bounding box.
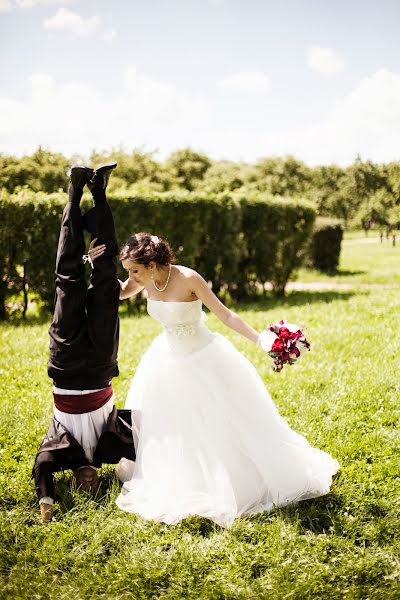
[237,194,315,297]
[0,189,316,317]
[0,190,63,318]
[309,218,343,272]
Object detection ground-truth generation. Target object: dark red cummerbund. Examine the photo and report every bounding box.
[53,386,113,414]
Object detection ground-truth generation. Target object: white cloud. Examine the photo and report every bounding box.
[218,71,270,91]
[0,68,209,157]
[16,0,71,7]
[43,8,101,37]
[257,69,400,165]
[1,68,399,166]
[307,45,344,74]
[0,0,12,11]
[0,0,71,10]
[103,29,116,42]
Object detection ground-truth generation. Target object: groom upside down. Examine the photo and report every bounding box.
[32,163,135,523]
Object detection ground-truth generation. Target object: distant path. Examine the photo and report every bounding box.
[343,236,396,245]
[284,281,400,291]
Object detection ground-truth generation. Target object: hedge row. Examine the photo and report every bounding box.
[308,218,343,272]
[0,189,316,317]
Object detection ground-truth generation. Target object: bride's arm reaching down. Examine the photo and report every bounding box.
[190,271,259,344]
[119,275,144,300]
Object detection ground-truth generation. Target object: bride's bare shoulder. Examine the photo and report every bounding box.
[173,265,199,279]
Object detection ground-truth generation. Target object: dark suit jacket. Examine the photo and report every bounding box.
[33,407,136,500]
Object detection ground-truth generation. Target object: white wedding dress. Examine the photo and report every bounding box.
[116,299,339,528]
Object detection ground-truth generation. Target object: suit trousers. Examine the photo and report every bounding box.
[47,183,120,389]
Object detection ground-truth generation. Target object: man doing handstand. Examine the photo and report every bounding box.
[33,163,135,523]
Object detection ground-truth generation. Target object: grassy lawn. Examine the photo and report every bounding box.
[342,229,400,241]
[0,239,399,599]
[296,232,400,286]
[343,229,400,240]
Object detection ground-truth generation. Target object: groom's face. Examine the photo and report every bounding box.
[73,467,99,492]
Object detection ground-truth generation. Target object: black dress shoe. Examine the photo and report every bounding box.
[88,162,117,190]
[69,165,94,189]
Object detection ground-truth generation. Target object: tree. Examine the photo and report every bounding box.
[322,158,392,226]
[163,148,211,191]
[197,160,256,193]
[386,162,400,203]
[356,188,398,233]
[310,165,347,216]
[254,155,311,196]
[0,147,69,193]
[89,147,160,190]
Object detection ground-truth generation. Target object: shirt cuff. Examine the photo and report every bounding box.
[39,496,54,506]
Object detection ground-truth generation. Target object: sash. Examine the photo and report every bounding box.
[53,386,113,414]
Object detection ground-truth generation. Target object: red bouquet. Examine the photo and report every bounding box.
[258,320,310,372]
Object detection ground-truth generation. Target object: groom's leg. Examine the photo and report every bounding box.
[48,178,91,387]
[84,175,120,382]
[33,451,58,507]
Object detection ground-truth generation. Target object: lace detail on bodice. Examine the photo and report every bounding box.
[164,323,197,339]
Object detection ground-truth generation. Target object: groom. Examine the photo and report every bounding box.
[33,163,135,523]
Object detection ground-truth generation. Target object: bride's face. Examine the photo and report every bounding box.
[122,259,152,285]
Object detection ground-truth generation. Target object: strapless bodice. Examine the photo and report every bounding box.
[146,298,213,353]
[147,298,203,332]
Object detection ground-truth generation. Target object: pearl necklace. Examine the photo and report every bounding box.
[152,264,172,292]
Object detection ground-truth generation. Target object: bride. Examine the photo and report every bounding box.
[114,232,339,528]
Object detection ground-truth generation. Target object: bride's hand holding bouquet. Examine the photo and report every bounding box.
[257,320,310,372]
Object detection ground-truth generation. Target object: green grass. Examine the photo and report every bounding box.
[296,233,400,286]
[1,239,400,599]
[1,296,399,599]
[342,229,400,241]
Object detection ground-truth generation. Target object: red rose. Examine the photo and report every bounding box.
[271,338,285,352]
[278,327,291,341]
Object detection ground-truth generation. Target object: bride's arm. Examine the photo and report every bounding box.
[190,271,259,344]
[119,276,144,300]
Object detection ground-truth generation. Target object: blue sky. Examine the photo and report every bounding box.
[1,0,400,164]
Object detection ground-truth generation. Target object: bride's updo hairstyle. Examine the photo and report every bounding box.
[120,232,175,266]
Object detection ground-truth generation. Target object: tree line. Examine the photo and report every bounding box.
[1,147,399,233]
